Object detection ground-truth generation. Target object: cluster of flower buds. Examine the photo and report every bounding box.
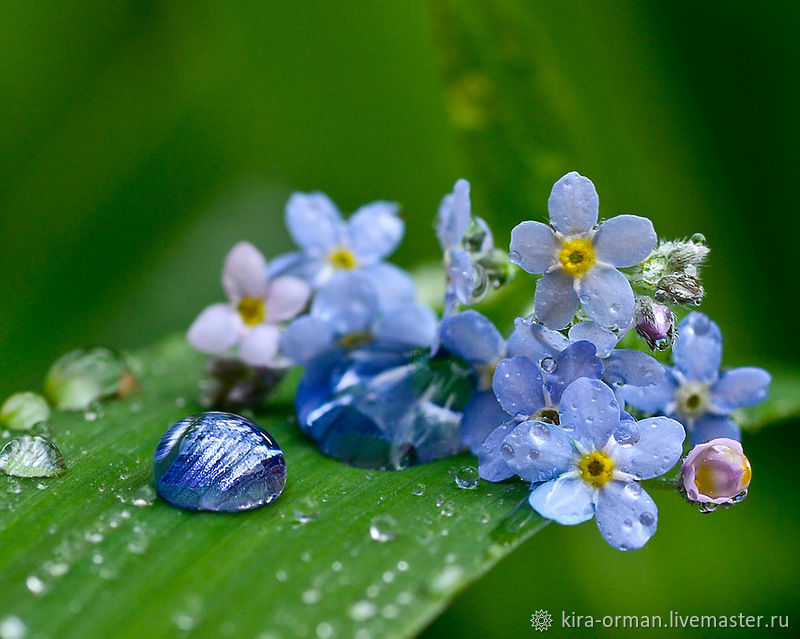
[640,235,709,305]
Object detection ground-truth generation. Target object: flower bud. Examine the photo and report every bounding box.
[656,273,705,305]
[634,299,675,350]
[681,438,752,505]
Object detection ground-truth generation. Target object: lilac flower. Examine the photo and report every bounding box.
[478,339,605,482]
[499,377,684,550]
[681,438,752,506]
[188,242,311,367]
[437,179,494,310]
[510,318,664,397]
[509,172,657,330]
[622,313,770,445]
[280,271,437,366]
[269,191,415,308]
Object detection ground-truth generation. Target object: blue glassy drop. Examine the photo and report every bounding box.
[153,412,286,512]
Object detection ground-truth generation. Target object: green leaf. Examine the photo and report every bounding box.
[0,337,547,639]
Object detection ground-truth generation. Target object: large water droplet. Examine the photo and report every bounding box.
[153,412,285,512]
[369,514,398,542]
[454,466,479,489]
[0,436,66,478]
[690,232,706,245]
[0,393,50,432]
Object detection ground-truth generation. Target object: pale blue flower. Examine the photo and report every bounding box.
[622,312,770,445]
[280,271,437,366]
[269,191,414,308]
[510,171,657,330]
[500,377,684,550]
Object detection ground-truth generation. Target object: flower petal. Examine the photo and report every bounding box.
[478,419,519,481]
[347,201,404,263]
[594,480,658,550]
[529,475,595,525]
[620,369,677,413]
[673,312,722,384]
[593,215,657,267]
[461,390,509,453]
[376,304,438,349]
[312,271,379,335]
[576,265,634,330]
[492,357,546,417]
[568,321,618,358]
[222,242,269,301]
[608,417,685,480]
[239,324,281,366]
[285,191,344,256]
[439,310,504,365]
[446,249,474,306]
[501,420,578,482]
[436,178,470,249]
[558,377,621,452]
[509,221,557,274]
[265,276,311,322]
[534,268,580,329]
[360,262,416,308]
[603,349,665,386]
[280,316,337,365]
[187,304,239,354]
[547,171,599,235]
[711,367,771,412]
[506,317,569,362]
[689,414,740,446]
[542,341,605,407]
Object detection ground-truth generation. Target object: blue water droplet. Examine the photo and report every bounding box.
[154,412,285,512]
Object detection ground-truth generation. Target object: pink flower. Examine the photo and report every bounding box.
[681,438,752,505]
[188,242,311,367]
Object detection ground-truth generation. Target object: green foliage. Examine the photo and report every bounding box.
[0,338,546,638]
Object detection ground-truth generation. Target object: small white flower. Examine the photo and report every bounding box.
[188,242,311,367]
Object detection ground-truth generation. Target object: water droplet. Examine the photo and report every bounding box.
[622,519,633,529]
[84,531,104,544]
[532,423,551,441]
[439,500,455,517]
[639,512,655,527]
[381,604,400,619]
[690,232,706,245]
[612,422,640,447]
[0,616,27,639]
[154,412,286,512]
[540,357,557,373]
[349,600,377,622]
[610,303,621,313]
[44,347,136,410]
[454,466,479,489]
[331,561,342,572]
[369,514,398,542]
[429,565,464,596]
[411,482,425,496]
[0,392,50,432]
[499,443,514,460]
[25,575,47,596]
[509,250,522,264]
[527,447,540,460]
[397,560,410,572]
[731,489,748,504]
[0,435,66,478]
[131,485,156,507]
[625,483,642,498]
[293,496,320,524]
[381,571,395,583]
[302,589,321,605]
[316,622,335,638]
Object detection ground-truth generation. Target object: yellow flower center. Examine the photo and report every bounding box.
[329,247,358,270]
[338,331,374,349]
[578,451,614,488]
[559,238,595,277]
[237,297,265,327]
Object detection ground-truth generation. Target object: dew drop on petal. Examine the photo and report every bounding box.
[624,482,643,498]
[532,423,551,441]
[639,512,655,527]
[454,466,479,489]
[613,422,640,447]
[499,443,515,460]
[540,357,557,373]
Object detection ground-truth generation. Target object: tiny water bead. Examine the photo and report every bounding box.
[454,465,479,489]
[0,436,66,478]
[369,514,398,542]
[153,412,286,512]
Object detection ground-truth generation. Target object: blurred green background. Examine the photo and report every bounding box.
[1,1,797,637]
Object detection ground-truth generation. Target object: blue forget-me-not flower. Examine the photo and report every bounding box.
[501,377,685,550]
[280,271,437,366]
[509,171,657,330]
[269,191,415,308]
[622,312,770,445]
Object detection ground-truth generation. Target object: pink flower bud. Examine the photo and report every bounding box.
[634,301,675,350]
[681,438,752,505]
